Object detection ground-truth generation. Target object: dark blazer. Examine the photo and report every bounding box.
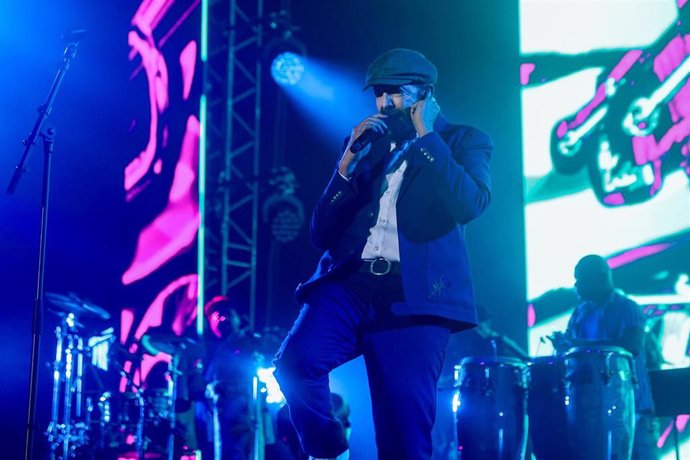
[296,115,493,330]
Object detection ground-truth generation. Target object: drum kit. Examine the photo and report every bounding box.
[42,292,281,460]
[453,343,636,459]
[43,292,184,459]
[44,292,112,460]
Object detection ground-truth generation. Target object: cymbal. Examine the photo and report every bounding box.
[45,292,111,321]
[141,331,200,357]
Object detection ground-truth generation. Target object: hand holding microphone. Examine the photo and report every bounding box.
[339,114,388,178]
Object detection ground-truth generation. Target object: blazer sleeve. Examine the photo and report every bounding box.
[309,169,360,250]
[408,127,493,224]
[309,137,386,250]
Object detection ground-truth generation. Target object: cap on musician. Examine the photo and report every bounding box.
[204,295,241,339]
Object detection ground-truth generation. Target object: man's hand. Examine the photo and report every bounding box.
[549,331,573,352]
[339,114,388,178]
[410,94,440,137]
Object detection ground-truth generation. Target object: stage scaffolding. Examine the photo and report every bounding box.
[201,0,264,332]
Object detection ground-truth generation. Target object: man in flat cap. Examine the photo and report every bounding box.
[274,48,493,459]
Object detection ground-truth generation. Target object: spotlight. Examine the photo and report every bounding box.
[271,51,305,86]
[264,9,306,87]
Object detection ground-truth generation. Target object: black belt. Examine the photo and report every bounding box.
[358,257,401,276]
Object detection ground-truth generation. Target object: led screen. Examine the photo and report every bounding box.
[520,0,690,454]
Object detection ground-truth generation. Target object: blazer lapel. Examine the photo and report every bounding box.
[397,158,422,202]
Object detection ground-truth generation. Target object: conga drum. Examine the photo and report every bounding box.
[454,356,528,460]
[527,355,569,460]
[563,346,636,460]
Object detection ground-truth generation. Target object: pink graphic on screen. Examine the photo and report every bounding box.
[125,29,169,192]
[526,303,536,328]
[120,308,135,345]
[520,63,535,86]
[559,50,643,140]
[119,0,200,394]
[658,415,689,448]
[122,115,200,285]
[119,274,198,391]
[125,0,199,194]
[607,243,672,269]
[539,3,690,207]
[180,40,197,101]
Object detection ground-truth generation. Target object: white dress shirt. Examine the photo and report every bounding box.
[361,141,412,262]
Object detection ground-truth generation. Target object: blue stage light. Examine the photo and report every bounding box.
[271,51,304,86]
[257,366,285,404]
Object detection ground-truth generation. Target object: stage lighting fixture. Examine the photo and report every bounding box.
[271,50,304,86]
[257,366,285,404]
[265,9,306,86]
[263,167,305,243]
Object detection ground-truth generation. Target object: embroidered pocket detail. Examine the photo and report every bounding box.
[429,275,451,299]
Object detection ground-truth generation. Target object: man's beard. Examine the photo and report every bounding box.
[381,107,416,143]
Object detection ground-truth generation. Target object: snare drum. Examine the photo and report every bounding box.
[454,356,528,460]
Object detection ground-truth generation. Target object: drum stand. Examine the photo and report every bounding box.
[166,354,181,460]
[252,353,277,460]
[111,350,145,458]
[252,353,266,460]
[203,353,272,460]
[45,314,89,460]
[205,381,222,460]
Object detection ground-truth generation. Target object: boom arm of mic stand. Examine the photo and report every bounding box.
[6,41,80,194]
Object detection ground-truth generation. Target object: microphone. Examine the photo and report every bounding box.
[350,108,418,153]
[350,128,386,153]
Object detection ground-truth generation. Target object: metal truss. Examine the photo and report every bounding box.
[202,0,264,332]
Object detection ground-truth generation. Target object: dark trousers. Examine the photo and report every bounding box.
[273,271,451,459]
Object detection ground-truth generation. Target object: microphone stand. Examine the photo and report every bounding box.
[6,33,83,460]
[494,332,530,361]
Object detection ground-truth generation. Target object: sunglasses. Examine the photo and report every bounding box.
[373,85,404,97]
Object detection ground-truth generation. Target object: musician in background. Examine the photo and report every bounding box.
[195,295,256,460]
[139,283,203,456]
[552,254,659,460]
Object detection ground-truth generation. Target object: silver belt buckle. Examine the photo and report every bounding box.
[369,257,392,276]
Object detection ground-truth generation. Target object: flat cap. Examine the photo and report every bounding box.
[364,48,438,89]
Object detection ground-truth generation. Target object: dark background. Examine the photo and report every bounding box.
[0,0,524,456]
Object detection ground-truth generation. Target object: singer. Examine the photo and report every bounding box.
[273,48,493,460]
